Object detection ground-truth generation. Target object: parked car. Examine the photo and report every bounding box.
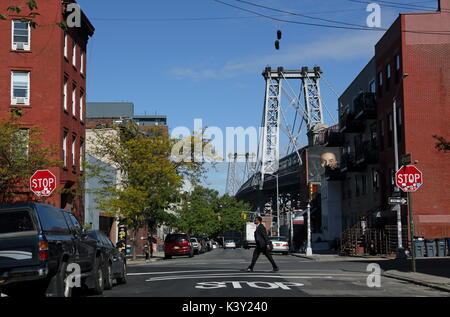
[88,230,127,289]
[224,240,236,249]
[193,235,208,253]
[0,203,104,297]
[211,240,219,249]
[190,237,202,255]
[269,236,289,255]
[164,233,194,259]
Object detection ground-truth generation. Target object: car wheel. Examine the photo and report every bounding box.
[104,263,113,290]
[164,254,172,260]
[283,252,289,255]
[116,262,127,285]
[91,260,104,295]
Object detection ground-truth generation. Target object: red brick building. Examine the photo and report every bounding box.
[0,0,94,220]
[375,0,450,239]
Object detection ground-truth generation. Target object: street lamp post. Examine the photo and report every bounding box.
[306,204,312,256]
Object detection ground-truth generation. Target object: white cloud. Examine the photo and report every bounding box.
[169,31,383,80]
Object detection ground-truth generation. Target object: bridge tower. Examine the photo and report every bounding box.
[225,153,256,196]
[255,66,327,189]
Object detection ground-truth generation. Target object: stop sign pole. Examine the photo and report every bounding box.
[396,164,423,273]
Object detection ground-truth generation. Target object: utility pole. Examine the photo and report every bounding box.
[306,204,312,256]
[393,97,405,259]
[393,73,408,259]
[276,174,280,236]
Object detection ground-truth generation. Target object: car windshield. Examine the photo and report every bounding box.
[269,237,287,241]
[190,238,197,242]
[165,234,188,243]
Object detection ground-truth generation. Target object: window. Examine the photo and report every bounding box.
[64,33,68,58]
[370,123,377,149]
[355,175,360,197]
[80,50,85,74]
[372,170,380,192]
[80,139,84,172]
[63,132,68,167]
[80,90,84,121]
[0,209,35,234]
[395,54,401,83]
[378,72,383,97]
[72,41,77,67]
[386,64,391,91]
[71,135,76,167]
[362,175,367,195]
[68,214,83,233]
[72,85,76,117]
[11,71,30,105]
[63,77,68,111]
[12,20,30,50]
[37,206,70,234]
[12,129,29,158]
[369,80,376,94]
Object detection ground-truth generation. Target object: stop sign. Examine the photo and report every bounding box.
[395,165,423,192]
[30,170,57,197]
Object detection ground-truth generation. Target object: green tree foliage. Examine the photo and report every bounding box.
[0,1,40,28]
[87,122,210,259]
[174,186,250,238]
[0,110,61,203]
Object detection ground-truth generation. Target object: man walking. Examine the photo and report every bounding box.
[247,216,279,272]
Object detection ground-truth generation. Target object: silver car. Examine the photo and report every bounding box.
[269,236,289,255]
[190,238,202,255]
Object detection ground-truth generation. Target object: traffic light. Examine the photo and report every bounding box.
[275,40,280,50]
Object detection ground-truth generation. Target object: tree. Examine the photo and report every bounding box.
[0,1,40,28]
[87,122,210,260]
[174,187,250,239]
[174,186,221,236]
[0,110,61,203]
[433,135,450,153]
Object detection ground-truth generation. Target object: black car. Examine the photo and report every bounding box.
[0,203,104,297]
[88,230,127,289]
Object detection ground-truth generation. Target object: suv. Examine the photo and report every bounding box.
[164,233,194,259]
[0,203,104,297]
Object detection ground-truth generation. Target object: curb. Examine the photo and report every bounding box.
[126,257,164,266]
[289,253,317,261]
[382,271,450,293]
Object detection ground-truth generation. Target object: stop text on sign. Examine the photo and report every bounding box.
[31,178,55,189]
[396,173,421,184]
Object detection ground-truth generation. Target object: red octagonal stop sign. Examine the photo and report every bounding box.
[395,165,423,192]
[30,170,57,197]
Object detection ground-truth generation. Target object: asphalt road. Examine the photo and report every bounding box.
[94,248,449,297]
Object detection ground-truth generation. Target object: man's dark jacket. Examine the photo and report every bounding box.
[254,223,271,249]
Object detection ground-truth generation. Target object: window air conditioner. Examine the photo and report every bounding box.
[16,97,26,104]
[15,42,25,50]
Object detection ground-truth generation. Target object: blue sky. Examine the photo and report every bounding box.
[77,0,438,194]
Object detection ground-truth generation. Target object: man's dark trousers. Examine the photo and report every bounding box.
[249,223,278,270]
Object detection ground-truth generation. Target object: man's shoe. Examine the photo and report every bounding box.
[246,267,254,272]
[272,267,279,273]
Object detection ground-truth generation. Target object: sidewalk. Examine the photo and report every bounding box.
[126,252,165,265]
[290,252,450,293]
